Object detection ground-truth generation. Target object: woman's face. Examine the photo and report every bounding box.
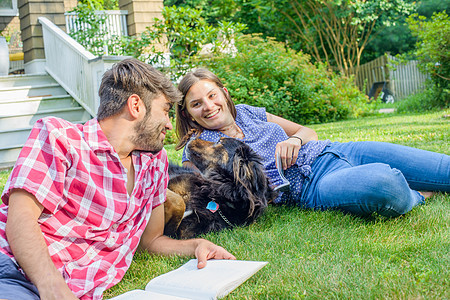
[184,80,234,131]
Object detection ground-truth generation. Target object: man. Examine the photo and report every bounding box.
[0,58,235,300]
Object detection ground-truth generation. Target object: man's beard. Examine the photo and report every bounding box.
[131,114,165,154]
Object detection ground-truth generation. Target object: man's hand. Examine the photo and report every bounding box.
[194,239,236,269]
[139,205,235,268]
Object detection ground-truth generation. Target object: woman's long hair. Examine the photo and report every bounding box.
[175,69,237,150]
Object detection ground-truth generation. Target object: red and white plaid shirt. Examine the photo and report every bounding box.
[0,117,168,299]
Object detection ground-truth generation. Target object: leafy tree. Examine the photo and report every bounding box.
[138,6,246,80]
[261,0,414,79]
[203,35,370,124]
[68,4,245,79]
[164,0,239,25]
[362,0,450,63]
[78,0,118,10]
[407,11,449,104]
[68,3,108,55]
[163,0,296,48]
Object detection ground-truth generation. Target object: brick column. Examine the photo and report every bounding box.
[118,0,163,36]
[18,0,66,73]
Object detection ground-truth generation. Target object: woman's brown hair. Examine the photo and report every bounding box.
[175,69,237,150]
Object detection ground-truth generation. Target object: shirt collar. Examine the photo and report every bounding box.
[84,118,163,159]
[83,119,115,152]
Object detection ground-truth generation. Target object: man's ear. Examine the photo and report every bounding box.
[126,94,145,119]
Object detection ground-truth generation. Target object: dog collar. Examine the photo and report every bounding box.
[207,201,234,227]
[218,208,234,227]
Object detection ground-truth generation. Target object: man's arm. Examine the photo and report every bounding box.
[5,189,78,300]
[138,205,236,269]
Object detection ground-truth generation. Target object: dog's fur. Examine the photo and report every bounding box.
[164,138,277,239]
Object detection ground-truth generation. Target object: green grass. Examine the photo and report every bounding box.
[1,110,449,299]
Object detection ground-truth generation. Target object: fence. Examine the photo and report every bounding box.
[65,10,128,37]
[388,56,429,100]
[354,54,428,100]
[65,10,128,55]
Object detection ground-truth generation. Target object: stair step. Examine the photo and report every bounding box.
[0,118,90,170]
[0,94,72,104]
[0,147,22,170]
[0,73,92,169]
[0,73,57,88]
[0,128,34,149]
[0,96,79,117]
[0,83,68,100]
[0,107,92,130]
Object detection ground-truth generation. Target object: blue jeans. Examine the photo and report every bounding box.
[299,142,450,217]
[0,253,40,300]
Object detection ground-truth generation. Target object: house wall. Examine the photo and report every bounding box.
[18,0,77,72]
[0,15,19,34]
[118,0,163,36]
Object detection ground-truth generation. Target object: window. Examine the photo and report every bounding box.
[0,0,18,16]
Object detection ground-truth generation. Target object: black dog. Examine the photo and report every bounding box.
[163,138,277,239]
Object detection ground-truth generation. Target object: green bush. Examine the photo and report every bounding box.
[397,84,448,113]
[202,35,370,124]
[164,117,177,145]
[139,6,246,81]
[68,3,108,56]
[406,11,449,107]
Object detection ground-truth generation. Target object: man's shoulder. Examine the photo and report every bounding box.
[35,117,81,132]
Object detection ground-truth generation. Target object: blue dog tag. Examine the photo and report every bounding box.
[206,201,219,213]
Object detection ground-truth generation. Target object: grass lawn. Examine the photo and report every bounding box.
[1,109,449,299]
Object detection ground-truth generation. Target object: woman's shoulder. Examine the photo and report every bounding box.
[236,104,267,121]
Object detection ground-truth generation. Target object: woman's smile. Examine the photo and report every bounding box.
[204,109,221,119]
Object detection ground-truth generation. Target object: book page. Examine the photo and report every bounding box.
[108,289,191,300]
[145,259,268,300]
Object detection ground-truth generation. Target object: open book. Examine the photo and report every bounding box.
[109,259,268,300]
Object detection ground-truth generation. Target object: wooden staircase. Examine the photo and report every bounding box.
[0,73,91,169]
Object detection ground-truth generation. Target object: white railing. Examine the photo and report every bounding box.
[65,10,128,38]
[39,17,127,116]
[65,10,128,55]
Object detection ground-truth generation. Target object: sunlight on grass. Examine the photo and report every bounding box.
[1,110,449,299]
[104,110,449,299]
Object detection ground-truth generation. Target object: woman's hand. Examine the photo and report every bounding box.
[275,137,302,170]
[267,112,318,170]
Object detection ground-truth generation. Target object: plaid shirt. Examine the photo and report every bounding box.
[0,117,168,299]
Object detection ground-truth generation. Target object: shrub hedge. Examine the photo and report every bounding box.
[201,35,371,124]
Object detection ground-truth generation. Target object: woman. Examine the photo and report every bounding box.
[175,68,450,217]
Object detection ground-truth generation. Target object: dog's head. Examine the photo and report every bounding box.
[186,138,277,221]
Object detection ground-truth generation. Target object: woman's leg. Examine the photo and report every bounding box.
[330,141,450,192]
[301,152,425,217]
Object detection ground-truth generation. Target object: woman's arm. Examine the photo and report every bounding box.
[266,112,319,170]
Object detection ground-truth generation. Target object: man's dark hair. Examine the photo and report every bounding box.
[97,58,181,120]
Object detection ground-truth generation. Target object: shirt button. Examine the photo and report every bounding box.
[87,248,96,259]
[106,237,116,247]
[112,224,119,230]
